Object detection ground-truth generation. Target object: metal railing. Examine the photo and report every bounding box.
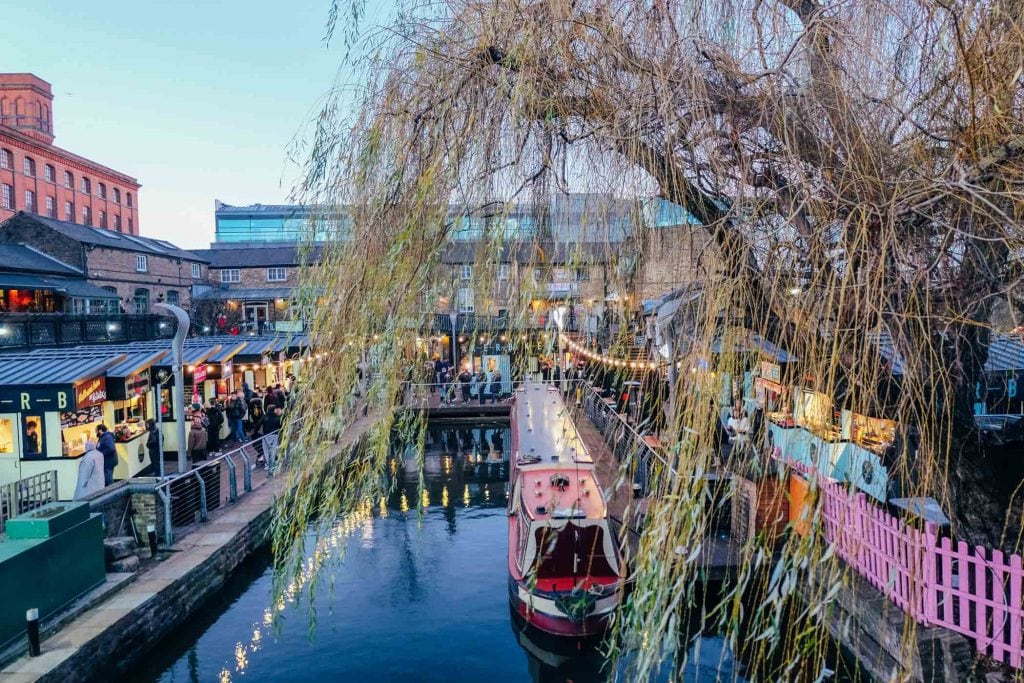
[153,432,279,544]
[0,470,58,535]
[0,313,175,350]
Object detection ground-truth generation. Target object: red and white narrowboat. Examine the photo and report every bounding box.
[508,382,624,637]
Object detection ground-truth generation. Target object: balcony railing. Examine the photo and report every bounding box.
[0,313,175,351]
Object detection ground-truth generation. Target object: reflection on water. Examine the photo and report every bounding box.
[135,421,750,683]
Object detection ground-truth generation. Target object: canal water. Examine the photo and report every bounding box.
[133,421,844,682]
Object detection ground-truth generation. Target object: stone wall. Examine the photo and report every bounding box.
[86,480,167,544]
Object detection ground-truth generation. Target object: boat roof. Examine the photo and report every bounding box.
[518,466,607,521]
[515,382,592,465]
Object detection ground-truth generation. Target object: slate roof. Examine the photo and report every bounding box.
[0,273,120,298]
[4,213,207,262]
[0,244,80,276]
[191,246,322,268]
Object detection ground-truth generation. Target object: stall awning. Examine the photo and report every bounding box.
[0,354,122,385]
[193,287,295,302]
[0,273,120,299]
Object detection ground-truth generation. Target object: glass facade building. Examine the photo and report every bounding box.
[214,202,352,244]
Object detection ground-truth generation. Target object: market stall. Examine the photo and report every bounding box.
[0,354,123,500]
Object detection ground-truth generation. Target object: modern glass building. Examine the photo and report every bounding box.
[214,201,352,244]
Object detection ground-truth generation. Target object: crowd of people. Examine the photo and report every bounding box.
[184,381,291,472]
[420,357,507,405]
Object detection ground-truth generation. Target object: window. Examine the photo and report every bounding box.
[64,200,74,222]
[191,263,201,278]
[99,210,107,228]
[136,254,148,272]
[22,414,45,458]
[128,217,133,232]
[267,267,287,282]
[460,264,473,280]
[23,190,36,213]
[457,287,474,313]
[220,269,240,283]
[113,214,121,231]
[0,148,11,169]
[44,196,55,218]
[574,267,590,281]
[126,192,133,207]
[166,290,180,306]
[1,184,11,210]
[133,288,149,314]
[63,170,73,188]
[98,183,106,199]
[81,177,91,194]
[22,157,35,177]
[497,263,510,280]
[43,164,55,183]
[82,206,92,226]
[112,188,120,204]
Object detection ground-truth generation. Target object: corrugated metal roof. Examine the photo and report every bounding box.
[0,354,123,385]
[19,347,169,378]
[874,330,1024,374]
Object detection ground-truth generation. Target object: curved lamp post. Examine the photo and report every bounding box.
[154,303,190,474]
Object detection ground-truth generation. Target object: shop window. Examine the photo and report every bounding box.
[133,287,150,314]
[0,416,14,453]
[60,406,103,457]
[22,415,44,458]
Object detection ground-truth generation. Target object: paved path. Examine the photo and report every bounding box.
[0,411,382,682]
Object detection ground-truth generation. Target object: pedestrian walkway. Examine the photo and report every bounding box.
[0,410,382,683]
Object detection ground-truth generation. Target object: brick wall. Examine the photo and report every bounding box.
[86,247,197,310]
[635,226,720,301]
[210,265,298,288]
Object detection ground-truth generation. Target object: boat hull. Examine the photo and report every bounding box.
[508,576,619,637]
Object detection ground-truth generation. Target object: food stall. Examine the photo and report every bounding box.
[104,350,169,480]
[0,354,122,500]
[184,338,247,402]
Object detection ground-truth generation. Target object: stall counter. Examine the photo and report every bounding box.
[113,430,151,480]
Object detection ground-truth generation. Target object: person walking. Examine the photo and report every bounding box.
[206,401,223,454]
[96,424,117,486]
[261,405,283,474]
[74,440,105,500]
[187,415,209,463]
[477,370,488,405]
[146,419,161,470]
[489,369,503,404]
[459,367,472,403]
[226,390,247,444]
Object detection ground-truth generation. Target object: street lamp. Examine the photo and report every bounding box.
[154,303,190,474]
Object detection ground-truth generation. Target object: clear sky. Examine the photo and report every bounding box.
[2,1,361,248]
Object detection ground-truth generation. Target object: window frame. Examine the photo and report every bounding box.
[191,263,201,279]
[44,195,56,219]
[166,290,180,306]
[63,170,73,189]
[0,148,11,170]
[460,264,473,281]
[112,214,121,231]
[99,210,107,229]
[23,189,36,213]
[266,267,287,282]
[81,177,91,195]
[22,157,35,178]
[43,164,55,183]
[64,200,74,222]
[82,205,92,226]
[456,287,475,313]
[0,184,12,210]
[133,287,149,314]
[497,263,511,280]
[136,254,148,272]
[126,192,133,207]
[112,188,120,204]
[220,269,240,283]
[97,183,106,199]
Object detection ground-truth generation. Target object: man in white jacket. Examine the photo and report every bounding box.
[74,440,106,500]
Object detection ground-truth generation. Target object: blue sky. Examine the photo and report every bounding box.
[2,1,367,248]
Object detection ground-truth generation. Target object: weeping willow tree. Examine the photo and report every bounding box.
[272,0,1024,678]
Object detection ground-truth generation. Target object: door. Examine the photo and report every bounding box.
[244,302,269,330]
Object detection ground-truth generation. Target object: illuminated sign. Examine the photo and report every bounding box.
[75,376,107,409]
[193,365,207,384]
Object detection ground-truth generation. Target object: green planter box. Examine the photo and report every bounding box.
[0,508,105,650]
[5,502,89,540]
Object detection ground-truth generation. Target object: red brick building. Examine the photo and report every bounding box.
[0,74,140,233]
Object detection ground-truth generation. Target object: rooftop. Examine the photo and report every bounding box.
[0,244,80,276]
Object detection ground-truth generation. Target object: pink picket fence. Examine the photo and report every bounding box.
[789,463,1024,668]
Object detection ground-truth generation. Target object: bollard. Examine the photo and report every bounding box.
[26,608,40,656]
[147,523,159,558]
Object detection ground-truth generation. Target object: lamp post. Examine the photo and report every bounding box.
[449,312,459,370]
[154,303,190,474]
